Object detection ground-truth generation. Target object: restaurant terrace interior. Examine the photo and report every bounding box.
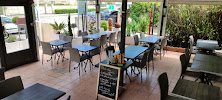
[0,0,222,100]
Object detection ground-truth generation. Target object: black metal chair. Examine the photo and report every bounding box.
[132,50,149,82]
[0,67,5,81]
[0,76,24,99]
[180,54,201,81]
[185,48,192,67]
[41,41,60,66]
[135,45,155,72]
[156,38,167,60]
[87,40,101,62]
[105,46,115,56]
[81,31,89,43]
[133,35,139,45]
[68,48,88,74]
[158,72,186,100]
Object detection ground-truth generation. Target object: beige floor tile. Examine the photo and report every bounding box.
[4,47,222,100]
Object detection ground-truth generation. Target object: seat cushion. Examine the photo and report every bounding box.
[187,63,192,67]
[156,45,161,50]
[86,52,100,58]
[80,54,88,62]
[183,71,201,78]
[52,48,62,54]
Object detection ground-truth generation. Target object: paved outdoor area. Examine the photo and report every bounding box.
[4,47,222,100]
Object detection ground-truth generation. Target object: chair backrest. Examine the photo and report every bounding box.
[185,48,191,61]
[41,42,52,55]
[189,38,194,52]
[109,32,116,43]
[148,45,155,62]
[134,35,139,45]
[189,35,194,45]
[180,54,189,77]
[68,48,80,63]
[92,29,98,34]
[81,32,88,43]
[0,67,5,81]
[100,35,107,46]
[63,36,73,47]
[99,28,104,32]
[105,46,115,56]
[59,34,66,40]
[117,31,121,43]
[0,76,24,99]
[141,50,149,67]
[161,38,167,50]
[90,39,101,55]
[158,72,169,100]
[140,32,145,39]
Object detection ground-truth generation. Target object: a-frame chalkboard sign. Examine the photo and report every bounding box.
[96,63,121,100]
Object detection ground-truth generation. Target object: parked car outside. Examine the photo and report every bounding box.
[88,11,96,23]
[0,15,19,34]
[102,9,116,17]
[88,11,109,21]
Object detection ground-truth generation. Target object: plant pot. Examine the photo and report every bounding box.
[114,23,121,28]
[177,48,185,53]
[56,31,61,34]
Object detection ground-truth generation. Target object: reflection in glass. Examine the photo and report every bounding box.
[0,6,29,54]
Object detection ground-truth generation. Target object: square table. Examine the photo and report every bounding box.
[172,79,220,100]
[196,39,220,50]
[113,45,148,59]
[73,44,97,71]
[73,44,97,52]
[191,54,222,76]
[48,40,70,63]
[139,35,164,44]
[3,83,66,100]
[48,40,70,46]
[83,31,115,39]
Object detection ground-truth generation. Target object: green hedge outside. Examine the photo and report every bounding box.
[55,8,109,14]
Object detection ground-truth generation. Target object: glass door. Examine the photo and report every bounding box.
[0,0,38,70]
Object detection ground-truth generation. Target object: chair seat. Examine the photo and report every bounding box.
[52,49,61,54]
[187,63,192,67]
[135,55,152,62]
[156,45,161,50]
[80,54,88,62]
[132,61,145,68]
[166,95,186,100]
[86,52,100,58]
[209,75,222,83]
[183,71,201,78]
[191,50,203,54]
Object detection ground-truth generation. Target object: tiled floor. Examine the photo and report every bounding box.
[5,46,222,100]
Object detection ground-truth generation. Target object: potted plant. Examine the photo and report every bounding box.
[131,19,139,35]
[50,22,66,34]
[101,19,108,31]
[138,14,149,35]
[66,13,73,36]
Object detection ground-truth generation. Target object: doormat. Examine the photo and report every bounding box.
[51,67,68,74]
